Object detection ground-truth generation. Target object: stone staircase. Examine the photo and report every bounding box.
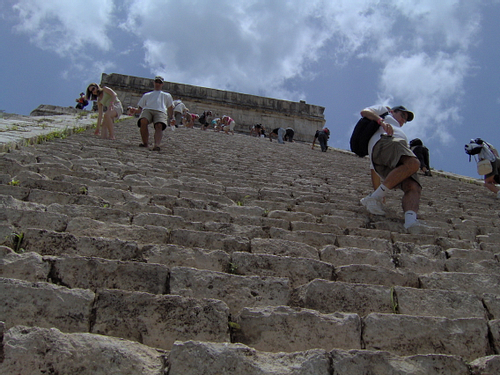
[1,115,500,374]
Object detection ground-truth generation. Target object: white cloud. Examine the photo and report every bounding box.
[12,0,115,56]
[9,0,486,143]
[379,52,470,143]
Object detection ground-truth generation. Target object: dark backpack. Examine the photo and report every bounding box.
[198,112,207,125]
[349,112,387,157]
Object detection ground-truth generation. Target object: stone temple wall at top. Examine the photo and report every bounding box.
[100,73,326,142]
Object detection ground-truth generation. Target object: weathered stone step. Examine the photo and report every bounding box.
[169,228,249,252]
[420,271,500,296]
[446,258,500,275]
[329,348,473,375]
[293,279,487,319]
[141,244,230,272]
[335,264,419,287]
[0,277,230,351]
[230,251,334,288]
[20,228,141,260]
[4,323,500,374]
[233,306,361,352]
[363,313,490,361]
[170,266,290,315]
[0,277,94,333]
[268,227,336,248]
[1,325,167,375]
[28,188,109,206]
[2,206,69,232]
[92,288,229,350]
[251,238,320,259]
[168,340,331,375]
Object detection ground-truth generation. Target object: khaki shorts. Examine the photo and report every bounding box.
[137,109,168,130]
[372,135,421,187]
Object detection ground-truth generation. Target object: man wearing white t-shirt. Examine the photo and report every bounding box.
[136,76,174,151]
[359,105,424,231]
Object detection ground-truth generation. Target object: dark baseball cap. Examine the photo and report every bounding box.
[392,106,414,122]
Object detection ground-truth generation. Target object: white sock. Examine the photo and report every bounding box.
[371,184,388,200]
[404,211,417,228]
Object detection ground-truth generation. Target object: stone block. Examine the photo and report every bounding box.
[487,320,500,354]
[269,228,336,248]
[395,286,486,319]
[251,238,320,259]
[445,259,500,275]
[231,251,334,288]
[336,264,419,288]
[290,221,344,235]
[293,279,392,316]
[92,289,229,350]
[66,218,170,245]
[320,215,367,228]
[0,326,166,375]
[170,266,290,315]
[0,277,94,333]
[392,253,445,274]
[393,242,446,259]
[47,202,133,225]
[132,212,197,230]
[0,248,50,282]
[320,246,393,267]
[223,205,266,218]
[170,229,250,252]
[27,188,108,207]
[167,341,331,375]
[20,178,86,195]
[172,207,232,223]
[363,313,489,361]
[267,210,316,222]
[51,255,169,294]
[203,222,267,239]
[419,272,500,296]
[483,293,500,320]
[233,306,361,352]
[0,185,30,200]
[141,244,230,272]
[2,207,69,232]
[330,349,470,375]
[336,235,392,252]
[445,248,495,261]
[470,355,500,375]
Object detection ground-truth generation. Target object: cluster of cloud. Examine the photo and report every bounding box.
[7,0,488,143]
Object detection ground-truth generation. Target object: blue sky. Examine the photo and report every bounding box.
[1,0,500,179]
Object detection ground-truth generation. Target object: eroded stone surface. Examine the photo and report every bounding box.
[0,326,166,375]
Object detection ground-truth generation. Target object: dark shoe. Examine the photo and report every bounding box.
[152,146,161,151]
[139,143,147,147]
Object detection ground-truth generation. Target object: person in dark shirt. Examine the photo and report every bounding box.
[312,128,330,152]
[409,138,432,176]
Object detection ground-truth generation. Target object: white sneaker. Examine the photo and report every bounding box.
[404,220,425,230]
[360,195,385,215]
[404,220,439,235]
